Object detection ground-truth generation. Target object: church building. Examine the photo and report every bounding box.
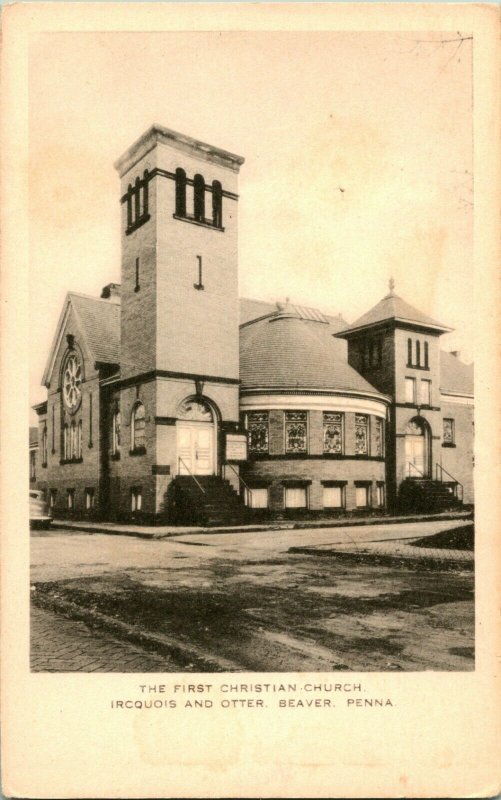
[32,125,474,524]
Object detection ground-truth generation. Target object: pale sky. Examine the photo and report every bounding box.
[29,30,473,415]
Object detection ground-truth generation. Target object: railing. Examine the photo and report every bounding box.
[177,457,206,495]
[435,463,463,503]
[406,461,426,479]
[225,463,253,506]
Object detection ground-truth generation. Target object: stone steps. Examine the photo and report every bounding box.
[171,475,253,526]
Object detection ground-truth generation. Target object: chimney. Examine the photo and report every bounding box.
[450,350,461,359]
[101,283,121,304]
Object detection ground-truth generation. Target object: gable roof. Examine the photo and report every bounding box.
[70,293,120,364]
[336,291,452,337]
[440,351,474,396]
[42,292,120,386]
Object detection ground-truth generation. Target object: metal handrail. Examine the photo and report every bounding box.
[407,461,425,478]
[177,457,206,495]
[435,463,463,502]
[225,462,253,504]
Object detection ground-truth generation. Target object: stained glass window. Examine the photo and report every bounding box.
[323,412,343,454]
[285,411,308,454]
[443,418,454,445]
[247,411,269,454]
[375,417,384,456]
[355,414,369,455]
[131,402,146,451]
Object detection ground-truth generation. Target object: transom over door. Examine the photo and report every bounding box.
[177,423,214,475]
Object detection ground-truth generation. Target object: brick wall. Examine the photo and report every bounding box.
[37,311,103,517]
[439,399,474,505]
[241,409,385,511]
[119,148,158,380]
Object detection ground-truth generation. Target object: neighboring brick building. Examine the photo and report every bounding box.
[32,124,474,523]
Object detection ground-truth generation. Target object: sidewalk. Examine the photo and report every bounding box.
[290,531,474,570]
[50,510,473,540]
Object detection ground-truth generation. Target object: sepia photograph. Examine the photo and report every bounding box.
[2,4,499,798]
[28,27,475,674]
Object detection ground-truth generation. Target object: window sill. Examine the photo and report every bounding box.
[406,363,430,371]
[442,442,456,448]
[129,447,146,457]
[60,457,83,465]
[173,213,224,232]
[41,462,47,469]
[126,214,151,236]
[110,452,121,461]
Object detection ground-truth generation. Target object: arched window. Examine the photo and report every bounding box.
[70,422,77,459]
[112,409,121,455]
[126,184,133,229]
[63,424,69,460]
[134,176,141,221]
[407,338,412,366]
[142,170,149,217]
[42,425,48,466]
[131,402,146,452]
[175,168,186,217]
[212,180,222,227]
[77,421,82,459]
[193,174,205,222]
[416,340,421,367]
[424,341,429,368]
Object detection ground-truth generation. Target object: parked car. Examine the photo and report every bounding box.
[29,490,52,528]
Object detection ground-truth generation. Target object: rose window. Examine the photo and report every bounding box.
[63,354,82,411]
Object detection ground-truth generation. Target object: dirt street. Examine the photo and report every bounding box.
[31,522,474,672]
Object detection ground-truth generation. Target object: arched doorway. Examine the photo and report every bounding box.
[176,397,217,476]
[405,417,431,478]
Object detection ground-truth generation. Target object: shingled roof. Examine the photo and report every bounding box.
[240,304,383,395]
[70,293,120,365]
[440,350,474,396]
[336,291,452,336]
[42,291,121,387]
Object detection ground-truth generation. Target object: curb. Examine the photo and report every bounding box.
[31,589,242,673]
[50,511,473,540]
[288,546,474,571]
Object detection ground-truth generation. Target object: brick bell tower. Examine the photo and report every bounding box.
[114,125,245,519]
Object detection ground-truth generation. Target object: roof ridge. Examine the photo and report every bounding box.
[69,291,121,306]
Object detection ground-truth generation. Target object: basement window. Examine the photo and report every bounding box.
[66,489,75,510]
[131,487,142,512]
[245,487,268,509]
[284,486,307,509]
[355,483,371,508]
[322,485,344,508]
[85,488,95,510]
